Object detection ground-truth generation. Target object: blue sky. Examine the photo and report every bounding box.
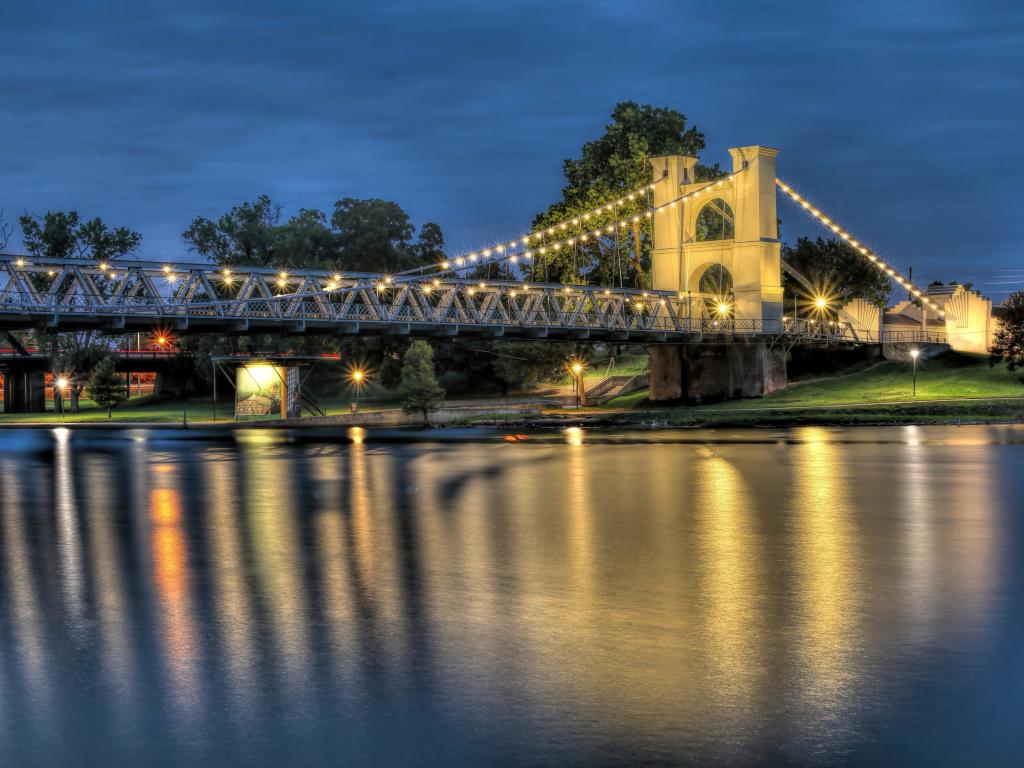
[1,0,1021,296]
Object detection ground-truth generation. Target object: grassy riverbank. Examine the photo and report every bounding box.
[3,351,1022,428]
[579,352,1024,426]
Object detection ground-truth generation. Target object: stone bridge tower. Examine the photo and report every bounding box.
[649,145,784,324]
[645,145,788,402]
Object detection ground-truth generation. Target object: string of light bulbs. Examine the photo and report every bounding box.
[396,178,669,278]
[775,179,945,318]
[399,169,748,280]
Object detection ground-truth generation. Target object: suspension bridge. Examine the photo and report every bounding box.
[0,144,993,404]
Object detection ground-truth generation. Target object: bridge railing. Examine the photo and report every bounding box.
[0,262,888,345]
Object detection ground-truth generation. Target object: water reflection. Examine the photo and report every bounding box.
[790,428,863,751]
[148,463,204,734]
[693,450,762,730]
[0,426,1015,765]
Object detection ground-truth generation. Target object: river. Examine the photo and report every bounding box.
[0,425,1020,766]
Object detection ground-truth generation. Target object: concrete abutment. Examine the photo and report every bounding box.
[647,342,787,403]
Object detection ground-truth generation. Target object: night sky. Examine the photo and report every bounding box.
[2,1,1021,297]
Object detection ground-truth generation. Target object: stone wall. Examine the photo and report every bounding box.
[648,341,787,403]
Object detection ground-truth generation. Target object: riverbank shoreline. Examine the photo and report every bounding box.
[2,398,1022,430]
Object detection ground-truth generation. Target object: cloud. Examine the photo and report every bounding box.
[1,0,1021,295]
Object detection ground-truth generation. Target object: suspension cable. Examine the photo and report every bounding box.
[775,179,945,317]
[398,169,749,280]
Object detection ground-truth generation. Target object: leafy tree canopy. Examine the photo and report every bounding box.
[991,291,1024,374]
[399,340,445,420]
[530,101,719,288]
[19,211,141,261]
[88,356,127,417]
[183,195,442,274]
[17,211,141,411]
[782,236,893,308]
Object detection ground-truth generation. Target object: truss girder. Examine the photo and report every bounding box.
[0,256,883,344]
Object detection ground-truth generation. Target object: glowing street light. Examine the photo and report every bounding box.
[566,357,587,409]
[55,376,69,420]
[347,366,369,412]
[911,348,920,397]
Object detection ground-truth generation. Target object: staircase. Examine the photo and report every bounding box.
[300,390,327,417]
[555,374,648,407]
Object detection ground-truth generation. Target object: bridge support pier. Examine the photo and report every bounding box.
[2,370,47,413]
[647,341,787,403]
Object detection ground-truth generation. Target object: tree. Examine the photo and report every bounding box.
[0,209,12,250]
[531,101,720,288]
[782,236,893,309]
[20,211,141,262]
[492,341,578,391]
[399,340,444,422]
[88,357,127,417]
[19,211,142,411]
[182,194,283,266]
[332,198,418,273]
[184,195,442,274]
[412,221,446,265]
[990,292,1024,374]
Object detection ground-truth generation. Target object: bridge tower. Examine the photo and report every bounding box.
[649,145,783,323]
[645,146,788,402]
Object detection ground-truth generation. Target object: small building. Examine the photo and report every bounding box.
[211,354,336,421]
[844,283,996,355]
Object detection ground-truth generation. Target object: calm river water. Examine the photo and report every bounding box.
[0,425,1021,766]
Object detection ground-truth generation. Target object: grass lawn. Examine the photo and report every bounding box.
[716,353,1023,409]
[0,398,217,424]
[554,352,649,386]
[592,351,1024,425]
[0,393,404,424]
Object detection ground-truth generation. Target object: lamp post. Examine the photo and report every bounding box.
[571,362,583,409]
[349,368,367,413]
[55,377,68,421]
[911,349,920,397]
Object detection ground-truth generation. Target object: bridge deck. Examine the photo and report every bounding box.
[0,254,892,345]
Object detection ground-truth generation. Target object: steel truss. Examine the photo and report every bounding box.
[0,255,874,344]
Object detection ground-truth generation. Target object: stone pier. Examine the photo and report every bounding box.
[1,370,46,413]
[647,342,787,403]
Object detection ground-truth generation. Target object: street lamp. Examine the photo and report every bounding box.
[911,349,920,397]
[55,376,69,420]
[348,367,368,413]
[567,358,587,409]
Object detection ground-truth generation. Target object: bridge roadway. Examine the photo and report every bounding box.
[0,254,858,344]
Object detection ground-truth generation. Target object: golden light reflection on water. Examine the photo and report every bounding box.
[82,455,138,739]
[202,450,260,733]
[0,427,1013,763]
[54,429,88,643]
[692,450,762,721]
[148,467,203,729]
[791,428,863,727]
[242,442,312,705]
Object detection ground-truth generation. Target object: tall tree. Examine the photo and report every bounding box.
[88,356,127,417]
[19,211,142,411]
[531,101,719,288]
[990,292,1024,374]
[399,340,444,422]
[332,198,418,273]
[182,195,283,266]
[782,236,894,309]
